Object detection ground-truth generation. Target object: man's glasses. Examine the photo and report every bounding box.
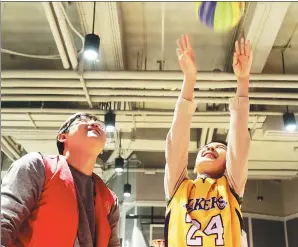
[62,114,106,133]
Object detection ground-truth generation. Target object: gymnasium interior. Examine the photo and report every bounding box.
[1,2,298,247]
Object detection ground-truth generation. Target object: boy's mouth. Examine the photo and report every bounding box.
[202,151,217,159]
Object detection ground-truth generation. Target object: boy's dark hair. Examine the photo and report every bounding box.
[205,140,228,147]
[198,140,228,152]
[56,112,101,155]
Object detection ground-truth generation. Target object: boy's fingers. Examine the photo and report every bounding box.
[233,52,238,66]
[184,34,190,50]
[235,40,240,55]
[245,40,251,56]
[249,49,253,63]
[240,37,245,55]
[181,34,187,51]
[176,48,182,58]
[177,39,183,52]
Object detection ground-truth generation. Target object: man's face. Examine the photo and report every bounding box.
[60,115,107,155]
[194,142,227,178]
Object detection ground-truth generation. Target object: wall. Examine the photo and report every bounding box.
[252,219,286,247]
[287,218,298,247]
[136,172,165,201]
[283,179,298,247]
[242,180,284,216]
[282,178,298,216]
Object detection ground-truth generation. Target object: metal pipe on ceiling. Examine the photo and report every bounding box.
[160,2,165,71]
[97,167,298,179]
[4,88,298,99]
[1,121,264,131]
[1,145,17,162]
[2,70,298,81]
[2,95,298,106]
[1,108,279,116]
[2,79,298,90]
[1,115,261,124]
[52,2,79,70]
[41,2,70,69]
[2,71,80,79]
[79,76,93,108]
[83,72,298,81]
[0,123,262,131]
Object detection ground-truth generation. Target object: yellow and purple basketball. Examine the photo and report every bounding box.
[196,2,245,32]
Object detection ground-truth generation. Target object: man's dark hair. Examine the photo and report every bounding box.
[56,112,101,155]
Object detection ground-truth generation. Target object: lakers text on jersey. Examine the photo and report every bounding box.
[165,176,243,247]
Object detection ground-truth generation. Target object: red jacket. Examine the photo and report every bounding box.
[17,155,116,247]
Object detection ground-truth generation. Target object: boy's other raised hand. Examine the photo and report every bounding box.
[176,34,197,80]
[233,37,253,79]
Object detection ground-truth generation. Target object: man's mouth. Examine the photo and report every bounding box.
[89,128,101,136]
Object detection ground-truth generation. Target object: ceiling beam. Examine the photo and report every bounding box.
[76,2,125,70]
[101,167,298,180]
[52,2,79,70]
[199,128,208,148]
[14,138,198,154]
[1,120,265,132]
[1,136,21,162]
[41,2,70,69]
[244,2,290,73]
[206,128,214,144]
[3,70,298,81]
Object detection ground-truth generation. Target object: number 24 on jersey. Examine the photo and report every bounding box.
[185,213,224,246]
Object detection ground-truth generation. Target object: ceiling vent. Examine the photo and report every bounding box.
[261,116,298,140]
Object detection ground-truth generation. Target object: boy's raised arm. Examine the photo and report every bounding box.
[164,34,198,200]
[226,38,253,197]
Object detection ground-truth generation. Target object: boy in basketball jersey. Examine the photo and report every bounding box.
[164,34,252,247]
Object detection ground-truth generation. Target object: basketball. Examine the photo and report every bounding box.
[196,2,245,32]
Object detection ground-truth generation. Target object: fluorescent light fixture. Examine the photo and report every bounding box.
[124,183,131,197]
[83,33,100,61]
[283,112,296,132]
[105,111,116,133]
[115,156,124,173]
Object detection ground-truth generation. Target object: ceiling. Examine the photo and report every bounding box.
[1,2,298,184]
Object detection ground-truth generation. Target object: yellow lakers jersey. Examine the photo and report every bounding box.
[165,175,243,247]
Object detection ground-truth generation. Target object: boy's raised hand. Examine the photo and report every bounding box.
[233,37,253,79]
[176,34,197,80]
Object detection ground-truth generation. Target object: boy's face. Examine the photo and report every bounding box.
[194,142,227,178]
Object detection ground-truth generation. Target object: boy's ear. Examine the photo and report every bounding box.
[57,133,67,143]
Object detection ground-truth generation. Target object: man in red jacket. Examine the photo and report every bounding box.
[1,113,120,247]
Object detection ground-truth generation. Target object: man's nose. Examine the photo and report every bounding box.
[207,146,215,151]
[90,122,100,129]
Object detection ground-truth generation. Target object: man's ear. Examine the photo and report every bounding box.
[57,133,67,143]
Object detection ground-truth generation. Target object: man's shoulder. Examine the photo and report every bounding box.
[2,152,46,184]
[14,152,45,169]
